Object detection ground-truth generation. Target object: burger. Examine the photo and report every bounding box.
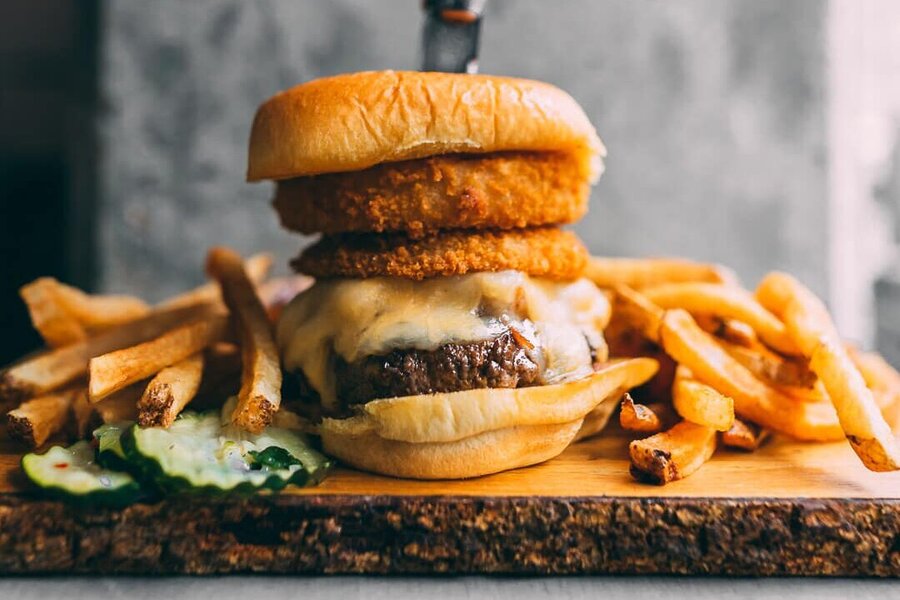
[247,71,657,479]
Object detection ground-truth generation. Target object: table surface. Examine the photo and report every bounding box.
[1,577,897,600]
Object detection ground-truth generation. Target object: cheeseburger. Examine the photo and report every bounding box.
[248,71,656,479]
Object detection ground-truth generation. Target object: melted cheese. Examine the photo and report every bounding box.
[277,271,611,408]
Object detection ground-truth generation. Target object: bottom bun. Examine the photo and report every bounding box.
[573,393,621,442]
[321,418,584,480]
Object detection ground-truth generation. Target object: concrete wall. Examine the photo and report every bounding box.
[98,0,829,301]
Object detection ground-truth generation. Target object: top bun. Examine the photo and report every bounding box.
[247,70,605,182]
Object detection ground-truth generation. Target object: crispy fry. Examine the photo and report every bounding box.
[20,278,150,346]
[619,393,674,433]
[0,302,220,408]
[612,284,664,343]
[659,309,842,441]
[94,383,142,423]
[718,339,816,389]
[721,418,770,451]
[777,379,830,404]
[157,253,273,310]
[644,283,800,355]
[756,272,837,356]
[849,348,900,429]
[763,272,900,471]
[48,281,149,328]
[587,256,737,289]
[88,316,228,402]
[6,389,77,448]
[137,353,205,428]
[69,388,96,439]
[716,319,757,347]
[206,247,282,433]
[810,339,900,471]
[628,420,717,484]
[19,278,87,347]
[672,367,735,431]
[694,315,759,348]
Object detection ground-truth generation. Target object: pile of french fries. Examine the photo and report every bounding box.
[588,257,900,484]
[5,247,900,487]
[2,248,309,448]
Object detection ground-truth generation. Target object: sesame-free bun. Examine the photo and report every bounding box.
[247,70,605,182]
[320,419,584,480]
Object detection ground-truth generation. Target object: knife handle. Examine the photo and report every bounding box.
[421,0,487,73]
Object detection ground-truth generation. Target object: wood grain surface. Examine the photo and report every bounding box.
[1,430,899,576]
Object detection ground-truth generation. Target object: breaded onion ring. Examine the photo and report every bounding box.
[273,151,589,237]
[293,226,588,281]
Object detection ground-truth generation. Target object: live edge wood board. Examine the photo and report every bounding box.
[1,430,898,576]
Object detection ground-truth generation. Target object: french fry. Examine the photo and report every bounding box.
[672,367,735,431]
[849,348,900,429]
[47,281,150,328]
[206,247,281,433]
[158,253,273,310]
[6,389,77,448]
[644,283,800,355]
[716,319,757,348]
[718,339,816,389]
[629,420,717,484]
[619,393,674,434]
[659,309,842,441]
[69,388,96,439]
[756,272,837,356]
[721,418,770,451]
[849,348,900,389]
[19,278,87,347]
[94,383,143,423]
[88,316,228,402]
[810,339,900,471]
[137,353,205,428]
[762,272,900,472]
[586,256,737,289]
[612,284,664,343]
[0,302,220,408]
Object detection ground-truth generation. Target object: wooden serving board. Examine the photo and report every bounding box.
[1,429,898,576]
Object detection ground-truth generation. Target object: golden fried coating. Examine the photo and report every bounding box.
[273,151,589,237]
[293,227,588,281]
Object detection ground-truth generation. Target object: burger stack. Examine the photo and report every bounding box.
[247,71,656,478]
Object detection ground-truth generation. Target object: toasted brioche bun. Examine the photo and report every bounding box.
[293,226,588,281]
[321,419,583,480]
[574,396,621,442]
[248,71,604,182]
[318,360,657,479]
[273,151,588,236]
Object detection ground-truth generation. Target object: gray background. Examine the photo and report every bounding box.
[2,1,900,593]
[92,0,900,363]
[98,0,830,297]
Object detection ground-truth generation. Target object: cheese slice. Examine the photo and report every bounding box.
[277,271,610,408]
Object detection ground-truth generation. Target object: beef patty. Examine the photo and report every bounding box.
[287,330,542,410]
